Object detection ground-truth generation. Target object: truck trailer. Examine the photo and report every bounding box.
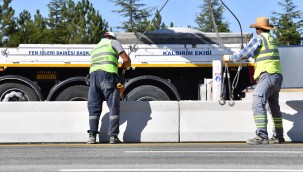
[0,27,254,102]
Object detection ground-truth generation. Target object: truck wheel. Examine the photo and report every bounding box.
[55,85,88,101]
[0,83,40,101]
[127,85,170,101]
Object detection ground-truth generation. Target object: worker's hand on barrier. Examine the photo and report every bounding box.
[222,55,232,62]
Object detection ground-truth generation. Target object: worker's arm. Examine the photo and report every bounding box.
[222,37,262,62]
[120,51,131,69]
[111,40,131,69]
[231,37,262,61]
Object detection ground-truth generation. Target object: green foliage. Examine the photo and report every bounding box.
[0,0,17,47]
[169,22,174,27]
[0,0,173,45]
[48,0,70,43]
[195,0,230,32]
[148,10,166,31]
[109,0,154,32]
[32,10,48,44]
[0,0,109,45]
[109,0,168,32]
[271,0,303,45]
[70,0,108,43]
[3,0,302,46]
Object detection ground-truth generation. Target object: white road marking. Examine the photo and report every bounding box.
[124,150,303,153]
[59,169,303,172]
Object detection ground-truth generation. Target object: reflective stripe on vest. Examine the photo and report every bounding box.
[89,39,119,74]
[253,33,281,80]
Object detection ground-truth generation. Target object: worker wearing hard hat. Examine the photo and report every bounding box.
[87,31,131,144]
[222,17,284,145]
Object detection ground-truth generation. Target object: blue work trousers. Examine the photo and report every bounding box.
[87,70,120,136]
[252,72,284,139]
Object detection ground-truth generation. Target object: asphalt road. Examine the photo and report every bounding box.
[1,143,303,172]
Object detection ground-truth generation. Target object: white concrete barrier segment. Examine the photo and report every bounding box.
[179,100,303,142]
[281,100,303,142]
[0,100,302,143]
[0,101,180,143]
[180,101,256,142]
[243,92,303,101]
[98,101,179,143]
[0,102,88,143]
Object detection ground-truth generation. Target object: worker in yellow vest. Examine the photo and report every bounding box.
[87,32,131,144]
[222,17,284,145]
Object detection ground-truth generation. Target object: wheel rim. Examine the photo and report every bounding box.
[0,89,29,101]
[136,96,157,101]
[69,97,88,101]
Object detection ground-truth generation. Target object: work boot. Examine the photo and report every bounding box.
[109,136,122,144]
[246,136,269,145]
[269,136,285,144]
[87,133,97,144]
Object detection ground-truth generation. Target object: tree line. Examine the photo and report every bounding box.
[0,0,302,47]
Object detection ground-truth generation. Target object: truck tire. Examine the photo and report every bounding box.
[55,85,89,101]
[127,85,170,101]
[0,83,40,101]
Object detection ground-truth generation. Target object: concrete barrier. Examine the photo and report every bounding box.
[98,101,180,143]
[0,100,302,143]
[180,101,256,142]
[244,92,303,101]
[282,100,303,142]
[0,101,179,143]
[0,102,88,143]
[179,100,303,142]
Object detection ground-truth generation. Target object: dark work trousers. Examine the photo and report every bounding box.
[87,70,120,136]
[252,72,284,139]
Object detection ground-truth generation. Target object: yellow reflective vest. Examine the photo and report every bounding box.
[89,39,119,74]
[253,33,282,80]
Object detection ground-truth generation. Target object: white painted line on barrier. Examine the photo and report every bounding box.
[125,150,303,154]
[59,169,303,172]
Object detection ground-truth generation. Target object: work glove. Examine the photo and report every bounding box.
[222,55,232,62]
